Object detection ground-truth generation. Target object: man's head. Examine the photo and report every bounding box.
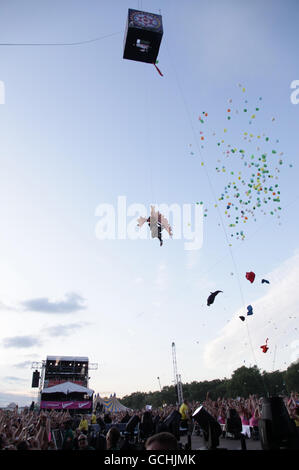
[106,426,120,449]
[78,434,89,449]
[145,432,178,451]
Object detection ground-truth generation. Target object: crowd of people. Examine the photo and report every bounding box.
[0,392,298,450]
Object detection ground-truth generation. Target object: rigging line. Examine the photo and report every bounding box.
[164,41,264,380]
[0,31,121,46]
[142,58,155,205]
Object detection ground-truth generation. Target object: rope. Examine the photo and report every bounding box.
[0,31,121,47]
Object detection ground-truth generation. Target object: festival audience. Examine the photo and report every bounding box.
[0,391,298,450]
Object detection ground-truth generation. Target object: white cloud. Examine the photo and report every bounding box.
[42,322,89,337]
[2,335,42,349]
[203,251,299,376]
[22,292,86,314]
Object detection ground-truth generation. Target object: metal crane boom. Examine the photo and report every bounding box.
[171,342,183,405]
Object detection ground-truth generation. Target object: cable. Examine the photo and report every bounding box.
[0,31,121,47]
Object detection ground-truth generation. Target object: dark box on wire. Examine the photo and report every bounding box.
[123,9,163,64]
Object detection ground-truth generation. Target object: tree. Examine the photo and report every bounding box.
[121,391,146,409]
[228,366,264,397]
[262,370,285,395]
[284,361,299,393]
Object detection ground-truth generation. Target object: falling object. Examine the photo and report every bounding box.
[207,290,223,306]
[246,271,256,283]
[260,338,269,353]
[247,305,253,316]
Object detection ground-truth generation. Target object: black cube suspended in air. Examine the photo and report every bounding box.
[123,9,163,64]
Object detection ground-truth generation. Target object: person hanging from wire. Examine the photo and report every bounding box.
[137,206,173,246]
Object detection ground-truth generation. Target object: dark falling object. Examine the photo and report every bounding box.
[207,291,223,306]
[123,9,163,64]
[247,305,253,316]
[261,279,270,284]
[239,316,245,321]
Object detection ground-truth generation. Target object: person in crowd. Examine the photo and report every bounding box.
[179,399,190,430]
[78,415,89,435]
[249,408,260,440]
[120,411,131,423]
[217,408,226,438]
[72,428,81,450]
[106,426,120,450]
[77,433,95,450]
[91,412,97,425]
[145,432,178,450]
[139,410,155,441]
[16,440,29,451]
[96,414,106,433]
[62,420,74,450]
[104,412,112,424]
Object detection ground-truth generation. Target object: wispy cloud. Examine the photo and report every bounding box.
[42,322,89,337]
[13,361,33,369]
[22,292,86,314]
[2,336,42,348]
[4,376,27,383]
[0,300,14,311]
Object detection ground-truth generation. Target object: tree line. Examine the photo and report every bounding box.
[120,362,299,410]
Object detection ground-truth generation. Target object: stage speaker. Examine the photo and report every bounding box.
[31,370,40,388]
[126,415,140,433]
[259,396,298,449]
[192,406,222,449]
[162,410,181,440]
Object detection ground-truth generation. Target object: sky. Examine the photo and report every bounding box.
[0,0,298,407]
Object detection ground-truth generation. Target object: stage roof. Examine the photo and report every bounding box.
[46,356,89,362]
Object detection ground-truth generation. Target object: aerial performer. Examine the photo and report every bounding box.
[137,206,173,246]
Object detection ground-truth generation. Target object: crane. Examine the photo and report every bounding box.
[172,342,183,405]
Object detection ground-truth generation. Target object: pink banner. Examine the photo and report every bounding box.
[40,401,92,410]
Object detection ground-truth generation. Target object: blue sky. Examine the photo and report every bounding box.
[0,0,298,406]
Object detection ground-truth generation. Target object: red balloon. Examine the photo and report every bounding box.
[246,271,255,283]
[260,338,269,353]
